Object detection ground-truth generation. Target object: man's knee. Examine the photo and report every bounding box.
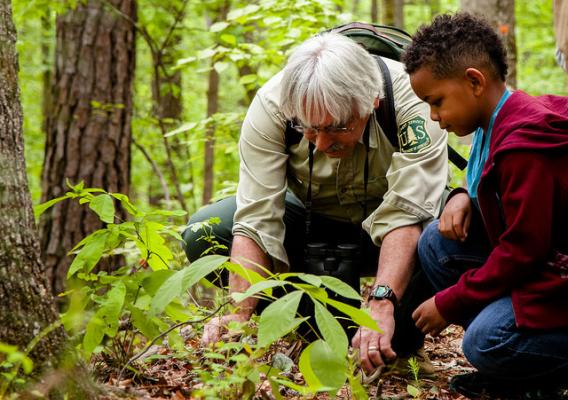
[181,198,236,262]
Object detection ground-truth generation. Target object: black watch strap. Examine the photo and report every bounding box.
[368,284,398,307]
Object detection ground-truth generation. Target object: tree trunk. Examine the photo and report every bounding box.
[40,0,136,296]
[371,0,379,23]
[382,0,403,28]
[460,0,517,88]
[202,59,219,206]
[41,12,53,134]
[202,1,229,206]
[0,0,66,379]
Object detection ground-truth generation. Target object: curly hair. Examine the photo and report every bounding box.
[402,12,508,81]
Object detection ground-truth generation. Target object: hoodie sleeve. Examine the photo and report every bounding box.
[435,151,555,324]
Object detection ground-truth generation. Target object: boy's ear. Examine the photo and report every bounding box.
[464,68,486,96]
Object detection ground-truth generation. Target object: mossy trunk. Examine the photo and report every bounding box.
[0,0,66,379]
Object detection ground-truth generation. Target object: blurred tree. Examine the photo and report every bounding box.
[382,0,403,27]
[203,0,230,206]
[553,0,568,82]
[39,0,137,296]
[371,0,378,22]
[460,0,517,88]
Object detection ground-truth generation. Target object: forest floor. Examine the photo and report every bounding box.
[99,325,477,400]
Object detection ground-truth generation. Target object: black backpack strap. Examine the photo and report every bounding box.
[374,56,399,149]
[284,120,302,152]
[373,56,467,170]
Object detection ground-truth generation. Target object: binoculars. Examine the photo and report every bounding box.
[304,242,361,291]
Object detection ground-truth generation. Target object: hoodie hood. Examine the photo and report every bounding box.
[489,90,568,158]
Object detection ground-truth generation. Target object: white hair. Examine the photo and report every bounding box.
[280,32,383,126]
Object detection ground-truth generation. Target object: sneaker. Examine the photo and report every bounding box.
[449,372,568,400]
[383,347,437,379]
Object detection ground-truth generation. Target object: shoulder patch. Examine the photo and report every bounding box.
[398,117,432,153]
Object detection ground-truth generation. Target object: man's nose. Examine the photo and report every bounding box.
[314,131,333,152]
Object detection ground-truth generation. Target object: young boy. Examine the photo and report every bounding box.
[402,13,568,399]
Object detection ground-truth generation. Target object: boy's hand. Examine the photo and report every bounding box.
[439,192,472,241]
[412,296,448,336]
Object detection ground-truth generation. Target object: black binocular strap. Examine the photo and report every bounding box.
[305,122,371,242]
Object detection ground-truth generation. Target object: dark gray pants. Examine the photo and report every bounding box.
[182,195,432,355]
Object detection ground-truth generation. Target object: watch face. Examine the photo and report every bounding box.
[372,285,390,297]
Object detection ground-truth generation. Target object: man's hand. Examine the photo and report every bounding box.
[412,296,448,337]
[351,300,397,373]
[439,192,472,242]
[201,313,250,346]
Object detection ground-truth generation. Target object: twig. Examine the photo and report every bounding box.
[132,138,171,203]
[117,300,231,382]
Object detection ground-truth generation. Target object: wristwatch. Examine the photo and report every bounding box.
[368,284,398,307]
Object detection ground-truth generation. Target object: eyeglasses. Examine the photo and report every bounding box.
[289,120,355,136]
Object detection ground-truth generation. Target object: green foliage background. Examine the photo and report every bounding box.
[13,0,568,211]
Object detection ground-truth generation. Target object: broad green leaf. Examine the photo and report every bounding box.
[165,121,197,137]
[239,74,257,85]
[325,298,381,332]
[110,193,139,216]
[150,255,227,315]
[257,291,306,348]
[313,301,348,358]
[83,315,105,357]
[147,209,187,217]
[407,384,421,398]
[214,61,230,74]
[231,280,287,303]
[220,34,237,46]
[225,260,266,285]
[98,281,126,336]
[299,340,348,392]
[209,21,229,32]
[271,353,294,373]
[319,276,362,301]
[149,269,183,316]
[142,269,176,295]
[33,193,72,219]
[138,221,172,270]
[67,231,109,277]
[89,194,115,223]
[272,378,313,396]
[181,255,228,289]
[130,308,161,339]
[298,273,322,288]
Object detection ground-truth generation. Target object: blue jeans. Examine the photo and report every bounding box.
[418,218,568,382]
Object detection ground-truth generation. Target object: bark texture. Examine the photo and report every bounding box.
[40,0,136,295]
[0,0,66,372]
[460,0,518,88]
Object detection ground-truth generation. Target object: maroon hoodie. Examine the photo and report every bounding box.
[435,90,568,329]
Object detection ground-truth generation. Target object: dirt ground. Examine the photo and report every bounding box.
[100,325,475,399]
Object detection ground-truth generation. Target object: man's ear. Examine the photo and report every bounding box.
[464,68,486,96]
[373,96,379,109]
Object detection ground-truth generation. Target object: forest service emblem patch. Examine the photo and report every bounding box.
[398,117,431,153]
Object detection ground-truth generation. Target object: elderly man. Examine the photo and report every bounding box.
[183,32,448,374]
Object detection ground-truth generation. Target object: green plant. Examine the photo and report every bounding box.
[36,183,381,397]
[406,356,422,399]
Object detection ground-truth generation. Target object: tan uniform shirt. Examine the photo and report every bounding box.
[233,58,449,270]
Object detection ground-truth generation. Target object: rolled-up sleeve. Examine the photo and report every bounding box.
[362,63,449,246]
[232,75,290,269]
